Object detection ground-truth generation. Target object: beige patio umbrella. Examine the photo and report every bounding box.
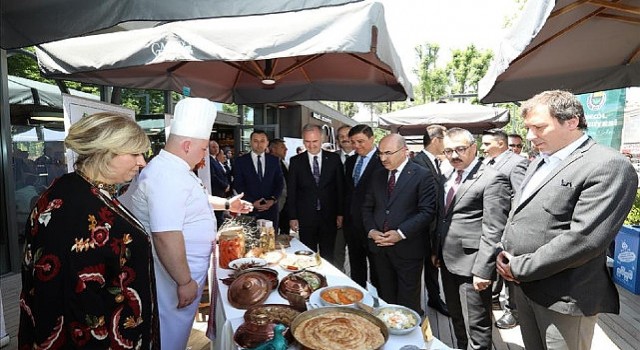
[35,1,412,104]
[479,0,640,103]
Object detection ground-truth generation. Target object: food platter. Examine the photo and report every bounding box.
[291,307,388,350]
[228,257,267,270]
[278,253,321,271]
[310,286,373,308]
[373,304,420,336]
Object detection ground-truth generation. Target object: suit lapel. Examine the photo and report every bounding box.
[451,161,483,210]
[387,163,414,207]
[516,139,592,210]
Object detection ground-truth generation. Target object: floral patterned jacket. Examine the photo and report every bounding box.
[19,172,160,349]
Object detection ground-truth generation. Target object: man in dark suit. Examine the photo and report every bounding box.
[233,130,284,226]
[288,124,344,264]
[435,128,512,350]
[334,125,354,271]
[497,90,638,350]
[269,138,290,235]
[209,140,230,228]
[362,133,436,314]
[344,124,384,288]
[480,128,529,329]
[412,124,449,317]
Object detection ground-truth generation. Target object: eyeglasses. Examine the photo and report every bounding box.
[443,146,470,156]
[508,144,524,148]
[377,147,405,157]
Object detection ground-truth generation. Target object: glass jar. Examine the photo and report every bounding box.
[219,225,245,269]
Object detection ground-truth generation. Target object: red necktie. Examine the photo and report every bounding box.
[444,170,464,213]
[382,170,397,232]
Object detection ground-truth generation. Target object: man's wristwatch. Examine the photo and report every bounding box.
[225,200,230,210]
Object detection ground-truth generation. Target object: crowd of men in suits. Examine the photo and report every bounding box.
[209,90,636,350]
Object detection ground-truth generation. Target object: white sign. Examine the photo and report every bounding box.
[62,94,135,173]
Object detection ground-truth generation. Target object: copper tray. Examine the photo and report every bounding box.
[290,307,389,350]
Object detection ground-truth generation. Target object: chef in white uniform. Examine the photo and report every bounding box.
[121,97,251,349]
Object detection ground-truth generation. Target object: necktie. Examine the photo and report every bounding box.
[353,156,365,185]
[387,169,397,196]
[382,170,397,232]
[488,158,496,166]
[313,156,321,210]
[312,156,320,184]
[257,155,263,181]
[434,158,442,176]
[444,170,464,213]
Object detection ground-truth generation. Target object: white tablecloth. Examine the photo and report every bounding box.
[213,239,452,350]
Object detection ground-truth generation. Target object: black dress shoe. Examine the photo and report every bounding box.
[427,298,450,317]
[495,309,518,329]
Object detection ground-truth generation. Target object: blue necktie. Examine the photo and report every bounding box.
[313,155,321,210]
[257,155,263,181]
[353,156,364,185]
[312,156,320,184]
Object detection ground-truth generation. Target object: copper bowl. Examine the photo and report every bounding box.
[228,271,271,309]
[243,304,300,344]
[278,270,327,301]
[234,314,282,349]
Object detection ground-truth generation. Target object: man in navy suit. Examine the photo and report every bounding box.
[288,124,344,264]
[209,140,230,228]
[362,133,436,314]
[233,130,284,226]
[344,124,384,288]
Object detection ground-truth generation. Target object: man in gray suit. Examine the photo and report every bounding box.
[480,128,529,329]
[435,128,512,350]
[497,90,638,350]
[412,125,449,316]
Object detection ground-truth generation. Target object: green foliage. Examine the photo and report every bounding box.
[413,43,448,104]
[222,104,239,115]
[446,45,493,97]
[625,189,640,225]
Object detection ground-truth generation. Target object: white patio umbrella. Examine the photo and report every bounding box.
[1,0,362,50]
[379,101,510,135]
[35,1,412,104]
[479,0,640,103]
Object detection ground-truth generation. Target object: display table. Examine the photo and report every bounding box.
[213,239,452,350]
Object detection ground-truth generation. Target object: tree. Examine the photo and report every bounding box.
[413,43,448,104]
[446,45,493,99]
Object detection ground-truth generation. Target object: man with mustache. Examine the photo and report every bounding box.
[434,128,511,350]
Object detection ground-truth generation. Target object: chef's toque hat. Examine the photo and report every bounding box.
[170,97,217,139]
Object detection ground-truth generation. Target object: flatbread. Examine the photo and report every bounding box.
[294,311,385,350]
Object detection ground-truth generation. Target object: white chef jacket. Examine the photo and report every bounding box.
[120,149,216,350]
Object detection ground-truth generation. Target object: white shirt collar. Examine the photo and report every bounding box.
[541,133,588,165]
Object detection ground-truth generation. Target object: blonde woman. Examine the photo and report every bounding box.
[19,113,160,349]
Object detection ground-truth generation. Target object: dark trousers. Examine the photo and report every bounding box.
[423,238,443,303]
[372,248,424,315]
[344,224,377,288]
[215,210,225,229]
[278,204,290,235]
[441,265,492,350]
[298,211,337,265]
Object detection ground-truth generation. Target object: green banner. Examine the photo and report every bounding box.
[577,89,626,149]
